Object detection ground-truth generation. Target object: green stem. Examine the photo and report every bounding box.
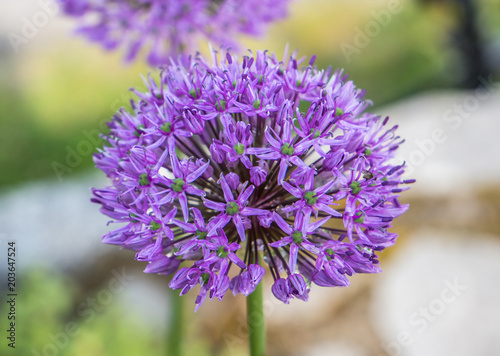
[247,282,266,356]
[167,286,184,356]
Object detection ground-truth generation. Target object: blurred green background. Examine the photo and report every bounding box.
[1,0,500,355]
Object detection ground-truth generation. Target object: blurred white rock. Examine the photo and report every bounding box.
[0,173,112,270]
[301,341,367,356]
[379,89,500,196]
[371,230,500,356]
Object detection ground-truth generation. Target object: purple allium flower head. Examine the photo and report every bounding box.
[62,0,290,65]
[92,48,413,310]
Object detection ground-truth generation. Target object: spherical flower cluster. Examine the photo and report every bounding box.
[63,0,289,65]
[92,49,413,310]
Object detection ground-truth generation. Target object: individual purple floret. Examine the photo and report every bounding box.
[92,49,413,310]
[62,0,290,65]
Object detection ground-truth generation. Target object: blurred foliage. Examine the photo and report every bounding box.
[0,44,147,188]
[0,269,215,356]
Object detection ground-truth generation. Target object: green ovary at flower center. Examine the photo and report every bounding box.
[253,99,261,110]
[201,273,210,285]
[350,181,362,195]
[150,221,161,231]
[354,211,365,223]
[189,88,198,99]
[195,230,208,239]
[226,201,240,216]
[280,143,295,156]
[233,143,245,155]
[292,231,304,244]
[172,178,185,192]
[216,100,227,111]
[304,191,318,205]
[216,246,229,258]
[309,128,320,139]
[138,173,150,186]
[161,122,172,133]
[134,124,145,137]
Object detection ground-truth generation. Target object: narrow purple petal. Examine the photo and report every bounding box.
[186,186,206,196]
[257,151,281,160]
[282,181,302,198]
[203,199,226,212]
[315,203,342,218]
[241,155,253,169]
[278,159,288,184]
[289,243,299,272]
[229,252,246,269]
[165,207,178,222]
[209,214,231,234]
[246,147,273,155]
[179,192,189,222]
[315,178,337,195]
[283,119,292,142]
[269,236,292,248]
[240,207,268,216]
[265,128,281,148]
[233,214,247,241]
[186,160,210,183]
[170,154,182,177]
[192,208,205,227]
[304,170,315,191]
[272,212,293,234]
[238,184,255,204]
[172,219,195,232]
[219,174,235,202]
[307,215,332,233]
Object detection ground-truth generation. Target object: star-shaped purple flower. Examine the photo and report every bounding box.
[204,174,267,241]
[156,155,209,221]
[248,119,310,184]
[282,169,342,218]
